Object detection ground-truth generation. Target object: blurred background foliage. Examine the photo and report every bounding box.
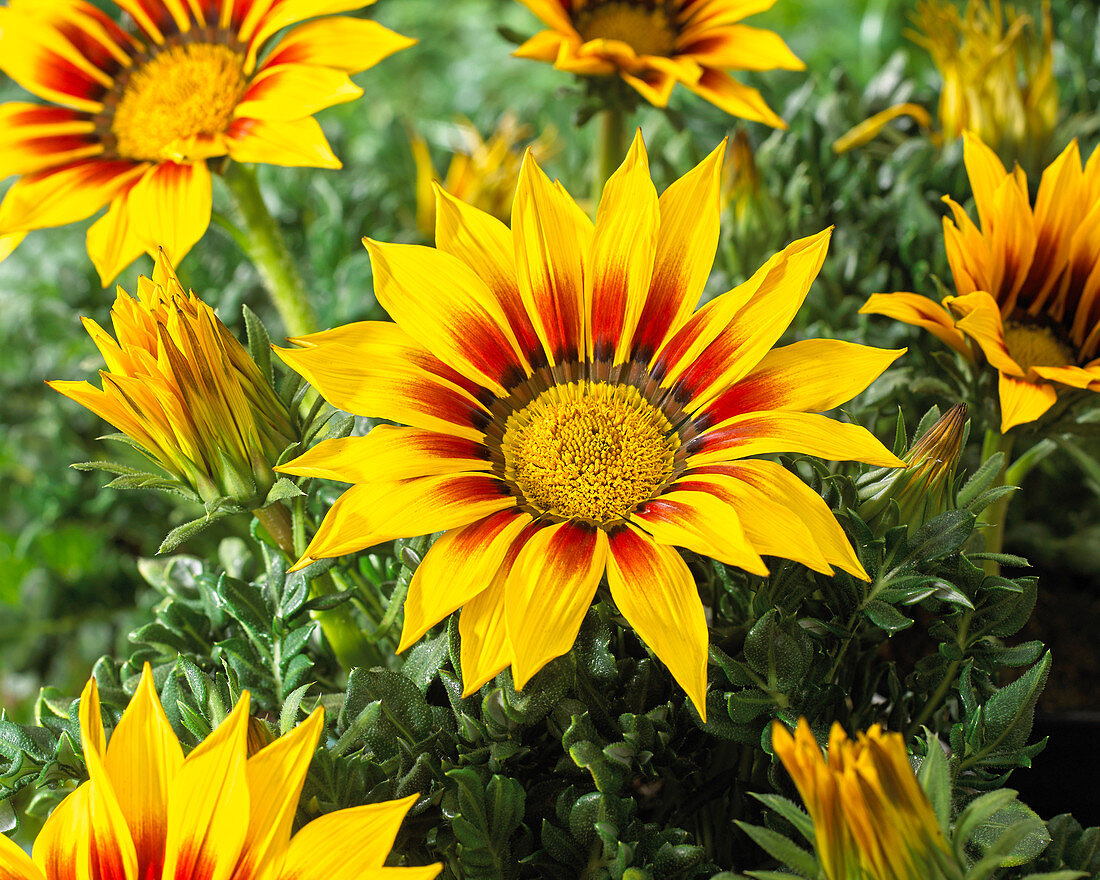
[1,0,1098,725]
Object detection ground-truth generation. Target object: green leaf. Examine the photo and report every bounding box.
[735,822,817,878]
[981,652,1051,756]
[750,793,815,844]
[242,304,274,383]
[969,800,1051,868]
[898,510,975,568]
[957,452,1005,508]
[917,733,951,834]
[864,600,913,632]
[158,515,219,554]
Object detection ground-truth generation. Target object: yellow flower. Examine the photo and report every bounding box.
[48,252,295,508]
[512,0,804,126]
[411,114,558,237]
[0,0,415,283]
[862,134,1100,432]
[274,133,904,717]
[772,719,953,880]
[834,0,1055,167]
[0,664,440,880]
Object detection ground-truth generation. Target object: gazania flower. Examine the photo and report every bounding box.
[411,114,557,237]
[862,134,1100,432]
[0,664,440,880]
[772,719,954,880]
[48,251,295,509]
[512,0,803,127]
[274,134,903,717]
[0,0,415,283]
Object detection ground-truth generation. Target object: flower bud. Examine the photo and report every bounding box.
[722,129,761,218]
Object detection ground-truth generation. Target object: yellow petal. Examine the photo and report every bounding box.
[587,130,659,365]
[126,160,212,269]
[227,117,341,169]
[292,476,515,571]
[161,694,251,880]
[860,292,971,358]
[0,833,42,880]
[262,16,416,74]
[506,522,608,689]
[681,68,785,127]
[515,0,575,33]
[103,664,184,874]
[399,509,532,652]
[32,783,92,880]
[87,191,146,286]
[606,525,709,719]
[235,63,362,121]
[459,566,515,696]
[832,103,932,154]
[277,426,492,484]
[682,24,804,72]
[687,411,904,468]
[0,232,25,263]
[279,795,441,879]
[998,372,1058,432]
[962,132,1009,234]
[947,290,1023,375]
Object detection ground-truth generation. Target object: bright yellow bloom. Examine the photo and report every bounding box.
[411,114,557,237]
[274,133,904,717]
[834,0,1056,167]
[0,665,440,880]
[512,0,804,127]
[48,252,295,508]
[772,719,953,880]
[862,134,1100,432]
[0,0,415,283]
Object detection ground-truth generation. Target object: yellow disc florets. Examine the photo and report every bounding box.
[1003,320,1075,372]
[111,43,248,161]
[501,381,678,523]
[574,1,678,57]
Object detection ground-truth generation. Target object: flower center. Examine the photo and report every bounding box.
[575,1,678,57]
[1003,320,1074,372]
[111,43,247,161]
[501,381,678,523]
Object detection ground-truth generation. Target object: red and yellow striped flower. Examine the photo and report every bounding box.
[275,134,903,718]
[0,0,414,283]
[773,720,953,880]
[0,665,440,880]
[862,133,1100,432]
[512,0,803,127]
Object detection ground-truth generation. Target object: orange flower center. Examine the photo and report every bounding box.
[111,43,248,161]
[501,381,678,523]
[1003,321,1074,371]
[574,1,678,57]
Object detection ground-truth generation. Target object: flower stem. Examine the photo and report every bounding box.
[592,106,625,207]
[222,163,318,337]
[980,428,1016,575]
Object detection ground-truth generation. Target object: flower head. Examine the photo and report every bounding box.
[275,134,903,717]
[0,0,415,283]
[772,719,953,880]
[858,404,967,532]
[411,114,557,237]
[862,134,1100,432]
[512,0,804,126]
[49,252,296,509]
[0,664,440,880]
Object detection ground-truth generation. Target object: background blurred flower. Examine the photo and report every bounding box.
[863,134,1100,432]
[275,134,903,717]
[0,0,414,283]
[512,0,803,125]
[0,664,440,880]
[410,114,557,237]
[48,252,296,511]
[772,719,955,880]
[721,128,761,218]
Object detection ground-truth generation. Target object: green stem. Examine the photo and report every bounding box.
[980,429,1016,575]
[222,164,318,337]
[592,106,626,207]
[907,611,971,737]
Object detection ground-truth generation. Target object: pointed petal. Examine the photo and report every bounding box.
[506,521,608,689]
[459,555,520,696]
[512,151,592,365]
[681,24,804,71]
[235,63,362,121]
[947,291,1023,375]
[515,0,574,33]
[161,695,251,880]
[0,833,42,880]
[87,191,146,286]
[998,373,1058,432]
[860,292,971,357]
[227,117,341,169]
[277,426,491,484]
[364,238,528,393]
[399,509,532,652]
[631,489,767,575]
[103,665,184,877]
[607,525,709,718]
[514,29,568,62]
[292,476,515,570]
[278,795,439,878]
[262,16,416,74]
[0,232,26,263]
[696,340,905,427]
[686,411,904,467]
[682,68,785,127]
[630,141,724,363]
[125,161,212,269]
[32,784,92,880]
[587,130,659,364]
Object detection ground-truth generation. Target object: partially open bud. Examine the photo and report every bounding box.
[721,129,761,218]
[773,719,955,880]
[858,404,967,533]
[49,252,296,512]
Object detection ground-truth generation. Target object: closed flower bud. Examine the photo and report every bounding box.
[49,252,296,511]
[722,129,761,219]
